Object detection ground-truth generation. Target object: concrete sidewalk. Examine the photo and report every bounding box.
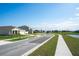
[55,34,72,56]
[0,40,13,45]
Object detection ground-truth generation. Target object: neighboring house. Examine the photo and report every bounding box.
[18,25,33,34]
[0,26,28,35]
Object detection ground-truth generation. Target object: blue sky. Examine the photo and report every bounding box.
[0,3,79,30]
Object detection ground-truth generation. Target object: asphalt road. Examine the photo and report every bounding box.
[0,34,52,56]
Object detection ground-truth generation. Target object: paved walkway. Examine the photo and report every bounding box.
[55,34,72,56]
[0,40,13,45]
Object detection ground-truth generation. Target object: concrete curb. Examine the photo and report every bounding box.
[22,34,55,56]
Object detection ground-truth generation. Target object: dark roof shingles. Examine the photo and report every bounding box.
[0,26,16,30]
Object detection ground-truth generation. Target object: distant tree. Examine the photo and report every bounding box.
[18,25,33,34]
[61,30,71,32]
[18,25,29,31]
[42,30,45,33]
[52,30,59,32]
[46,30,52,33]
[40,30,45,33]
[33,30,41,33]
[74,30,79,32]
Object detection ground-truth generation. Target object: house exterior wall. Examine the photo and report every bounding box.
[0,30,11,35]
[12,28,28,35]
[12,28,20,35]
[0,27,28,35]
[19,30,28,35]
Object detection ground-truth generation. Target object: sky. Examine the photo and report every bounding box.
[0,3,79,31]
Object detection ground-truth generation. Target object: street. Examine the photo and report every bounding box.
[0,34,52,56]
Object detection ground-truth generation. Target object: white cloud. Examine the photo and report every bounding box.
[76,7,79,10]
[57,21,79,30]
[33,19,79,31]
[75,13,79,16]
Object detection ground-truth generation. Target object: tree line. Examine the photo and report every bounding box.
[18,25,79,33]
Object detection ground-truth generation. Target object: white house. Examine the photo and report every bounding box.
[0,26,28,35]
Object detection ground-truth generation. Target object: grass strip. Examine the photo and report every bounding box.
[0,34,35,41]
[29,35,58,56]
[63,35,79,56]
[0,35,26,40]
[8,36,28,41]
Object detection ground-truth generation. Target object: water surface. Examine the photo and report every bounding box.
[69,35,79,38]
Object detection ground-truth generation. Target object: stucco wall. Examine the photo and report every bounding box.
[19,30,28,35]
[0,27,28,35]
[0,30,10,35]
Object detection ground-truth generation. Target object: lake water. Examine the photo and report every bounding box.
[69,35,79,38]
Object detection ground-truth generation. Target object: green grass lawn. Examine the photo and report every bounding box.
[63,35,79,56]
[53,32,79,35]
[0,35,24,40]
[8,36,28,41]
[0,34,34,41]
[29,35,58,56]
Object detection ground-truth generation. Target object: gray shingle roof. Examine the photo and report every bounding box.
[0,26,16,30]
